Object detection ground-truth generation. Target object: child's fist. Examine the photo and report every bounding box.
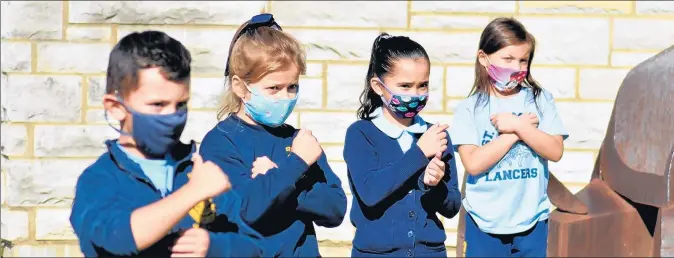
[189,154,231,199]
[291,128,323,165]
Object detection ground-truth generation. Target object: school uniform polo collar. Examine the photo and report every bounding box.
[370,107,428,139]
[106,139,196,181]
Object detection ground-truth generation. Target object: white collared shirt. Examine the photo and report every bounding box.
[370,107,428,153]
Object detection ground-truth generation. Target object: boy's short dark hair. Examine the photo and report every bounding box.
[106,30,192,97]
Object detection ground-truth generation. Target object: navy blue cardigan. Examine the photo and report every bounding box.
[343,120,462,257]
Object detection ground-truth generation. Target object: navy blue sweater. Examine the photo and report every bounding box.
[343,120,462,257]
[199,115,348,257]
[70,140,263,257]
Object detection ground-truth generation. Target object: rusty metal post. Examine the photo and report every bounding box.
[548,45,674,257]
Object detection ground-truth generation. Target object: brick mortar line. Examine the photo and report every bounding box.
[61,1,69,40]
[608,18,615,65]
[80,76,89,124]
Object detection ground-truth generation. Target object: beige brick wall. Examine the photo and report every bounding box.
[1,1,672,257]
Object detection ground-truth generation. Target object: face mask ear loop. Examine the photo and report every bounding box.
[105,95,132,136]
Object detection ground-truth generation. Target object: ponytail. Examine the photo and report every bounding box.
[356,32,429,120]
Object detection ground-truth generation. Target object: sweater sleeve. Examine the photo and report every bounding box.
[199,130,310,225]
[69,169,138,256]
[343,124,430,207]
[206,192,265,257]
[420,136,462,218]
[295,153,347,228]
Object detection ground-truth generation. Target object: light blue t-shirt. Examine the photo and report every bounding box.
[370,107,428,152]
[118,143,175,197]
[449,88,568,234]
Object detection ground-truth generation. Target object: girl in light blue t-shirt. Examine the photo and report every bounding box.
[450,17,568,257]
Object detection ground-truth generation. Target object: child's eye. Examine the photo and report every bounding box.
[151,102,164,107]
[288,84,299,90]
[177,101,188,109]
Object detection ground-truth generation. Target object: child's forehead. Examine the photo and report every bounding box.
[126,68,189,101]
[495,44,531,57]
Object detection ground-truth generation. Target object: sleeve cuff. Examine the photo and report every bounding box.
[107,212,138,255]
[417,173,432,193]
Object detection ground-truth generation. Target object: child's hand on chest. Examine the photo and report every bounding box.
[251,156,278,178]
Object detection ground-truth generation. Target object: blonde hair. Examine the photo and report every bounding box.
[217,22,306,120]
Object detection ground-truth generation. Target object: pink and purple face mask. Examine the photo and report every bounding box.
[486,58,528,92]
[378,78,428,118]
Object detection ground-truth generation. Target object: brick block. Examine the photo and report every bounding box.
[326,64,368,110]
[37,42,110,73]
[1,75,82,122]
[0,1,62,39]
[518,17,610,65]
[410,15,491,30]
[579,68,630,100]
[323,145,344,161]
[299,112,356,143]
[549,151,595,184]
[613,19,674,50]
[34,125,117,157]
[0,42,31,72]
[190,78,225,109]
[87,76,106,107]
[411,1,516,13]
[272,1,407,28]
[69,1,264,25]
[519,1,632,14]
[0,208,29,241]
[636,2,674,14]
[287,29,380,61]
[396,31,481,64]
[445,66,475,98]
[0,123,27,156]
[556,102,613,149]
[297,78,323,109]
[532,67,576,99]
[35,208,77,240]
[611,51,658,67]
[4,159,92,206]
[66,26,111,41]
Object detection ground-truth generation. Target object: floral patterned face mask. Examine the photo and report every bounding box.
[377,78,429,118]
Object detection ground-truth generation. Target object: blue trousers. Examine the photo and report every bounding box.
[465,214,548,257]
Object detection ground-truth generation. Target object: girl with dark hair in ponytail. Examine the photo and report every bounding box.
[343,33,462,257]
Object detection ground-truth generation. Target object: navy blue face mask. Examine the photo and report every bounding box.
[105,99,188,158]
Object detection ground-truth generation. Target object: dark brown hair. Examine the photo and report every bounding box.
[106,30,192,98]
[470,17,543,111]
[357,32,429,120]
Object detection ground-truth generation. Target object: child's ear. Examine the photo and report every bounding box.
[477,50,489,68]
[370,78,384,97]
[230,75,248,100]
[102,94,127,122]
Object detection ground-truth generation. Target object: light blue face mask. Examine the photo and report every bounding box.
[242,84,298,127]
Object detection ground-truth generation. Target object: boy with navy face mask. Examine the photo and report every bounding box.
[69,30,263,257]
